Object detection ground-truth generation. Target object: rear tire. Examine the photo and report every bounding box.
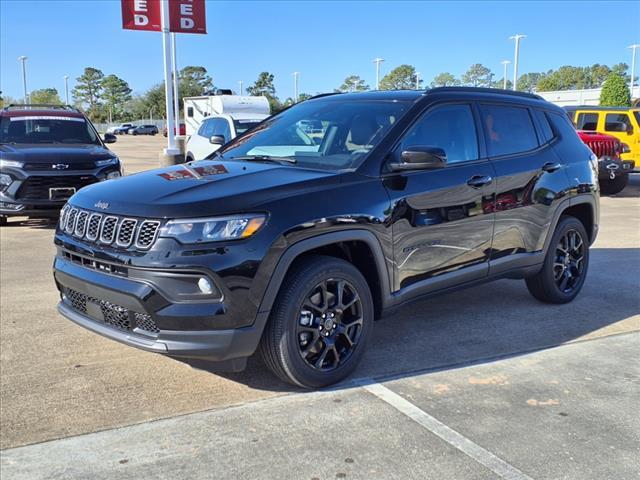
[599,173,628,195]
[526,216,589,304]
[259,255,373,389]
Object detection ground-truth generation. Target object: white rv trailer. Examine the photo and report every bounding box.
[183,95,271,136]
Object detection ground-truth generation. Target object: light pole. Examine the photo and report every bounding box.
[63,75,70,105]
[415,72,421,90]
[629,44,640,94]
[501,60,510,89]
[171,32,180,136]
[293,72,299,103]
[373,58,384,90]
[18,56,28,104]
[509,34,526,91]
[238,80,244,96]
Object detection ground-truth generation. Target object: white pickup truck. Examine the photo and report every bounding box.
[184,94,270,161]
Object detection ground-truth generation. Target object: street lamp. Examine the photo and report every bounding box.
[18,56,28,104]
[63,75,69,105]
[293,72,300,102]
[415,72,421,90]
[509,34,526,91]
[373,58,384,90]
[629,44,640,94]
[238,80,244,96]
[501,60,511,89]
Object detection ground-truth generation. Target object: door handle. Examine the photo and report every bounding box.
[542,162,563,173]
[466,175,493,188]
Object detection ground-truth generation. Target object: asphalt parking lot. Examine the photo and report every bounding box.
[1,135,639,479]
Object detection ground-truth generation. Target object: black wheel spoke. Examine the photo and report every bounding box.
[553,229,585,294]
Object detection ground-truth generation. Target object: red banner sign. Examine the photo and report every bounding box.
[169,0,207,34]
[121,0,161,31]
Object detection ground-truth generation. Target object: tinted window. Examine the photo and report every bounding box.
[187,107,194,118]
[233,119,261,136]
[400,104,478,164]
[576,112,598,131]
[546,111,584,149]
[480,105,538,156]
[604,113,632,132]
[534,110,554,143]
[0,115,100,145]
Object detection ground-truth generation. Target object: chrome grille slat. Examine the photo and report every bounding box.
[116,218,137,247]
[60,204,160,250]
[74,211,89,237]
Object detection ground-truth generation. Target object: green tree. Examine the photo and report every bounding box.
[430,72,460,87]
[379,64,421,90]
[600,73,631,106]
[491,78,513,90]
[179,66,214,97]
[587,64,612,88]
[101,74,132,122]
[247,71,279,112]
[72,67,104,117]
[0,93,19,107]
[462,64,492,87]
[29,88,61,104]
[337,75,369,92]
[517,72,546,92]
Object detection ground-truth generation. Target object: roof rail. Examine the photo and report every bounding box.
[2,104,81,112]
[426,86,543,101]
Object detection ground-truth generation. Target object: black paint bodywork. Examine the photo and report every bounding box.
[52,88,600,369]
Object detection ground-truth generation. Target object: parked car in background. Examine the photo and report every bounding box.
[0,104,122,226]
[163,122,186,137]
[53,88,599,388]
[128,124,158,136]
[107,123,135,135]
[565,106,640,165]
[574,129,634,194]
[185,115,265,161]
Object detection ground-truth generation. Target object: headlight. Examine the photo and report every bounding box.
[0,173,12,191]
[620,143,631,154]
[96,157,119,167]
[0,159,24,169]
[160,214,266,243]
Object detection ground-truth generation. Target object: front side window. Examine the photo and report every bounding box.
[576,112,599,131]
[604,113,632,132]
[0,115,100,145]
[399,104,478,164]
[217,99,410,171]
[480,105,538,157]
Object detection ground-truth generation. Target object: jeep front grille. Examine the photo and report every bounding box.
[61,206,161,250]
[62,287,159,335]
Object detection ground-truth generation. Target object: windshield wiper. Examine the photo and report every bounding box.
[231,155,297,164]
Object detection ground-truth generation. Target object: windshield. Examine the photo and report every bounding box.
[233,119,262,136]
[634,111,640,127]
[0,115,100,145]
[219,98,410,171]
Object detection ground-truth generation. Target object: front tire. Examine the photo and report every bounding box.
[526,216,589,304]
[259,255,373,388]
[599,173,628,195]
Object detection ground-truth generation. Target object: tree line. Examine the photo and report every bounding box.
[1,61,635,119]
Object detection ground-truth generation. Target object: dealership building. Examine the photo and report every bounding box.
[538,86,640,106]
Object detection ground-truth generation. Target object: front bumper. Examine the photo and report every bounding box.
[53,256,266,364]
[598,157,635,179]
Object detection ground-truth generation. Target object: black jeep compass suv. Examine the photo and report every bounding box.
[0,104,121,225]
[53,88,599,388]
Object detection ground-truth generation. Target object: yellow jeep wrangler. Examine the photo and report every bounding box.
[565,106,640,164]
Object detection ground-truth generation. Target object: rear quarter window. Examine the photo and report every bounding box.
[479,105,538,157]
[534,110,554,143]
[546,111,584,149]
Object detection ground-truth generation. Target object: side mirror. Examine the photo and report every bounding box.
[390,146,447,172]
[627,124,634,134]
[210,135,225,145]
[103,133,117,144]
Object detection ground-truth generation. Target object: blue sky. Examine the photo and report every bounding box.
[1,0,639,101]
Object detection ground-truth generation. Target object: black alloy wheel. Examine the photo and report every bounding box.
[553,229,586,294]
[296,278,364,371]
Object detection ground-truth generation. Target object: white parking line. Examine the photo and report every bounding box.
[361,380,534,480]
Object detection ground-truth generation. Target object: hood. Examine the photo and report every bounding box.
[68,160,339,218]
[0,143,115,164]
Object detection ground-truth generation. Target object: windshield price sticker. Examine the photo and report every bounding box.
[10,116,85,123]
[158,164,229,181]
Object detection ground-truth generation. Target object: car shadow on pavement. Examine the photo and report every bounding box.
[193,247,640,393]
[1,217,58,229]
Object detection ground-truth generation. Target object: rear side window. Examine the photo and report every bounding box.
[604,113,632,132]
[576,112,598,131]
[534,110,554,143]
[546,111,584,148]
[479,105,538,157]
